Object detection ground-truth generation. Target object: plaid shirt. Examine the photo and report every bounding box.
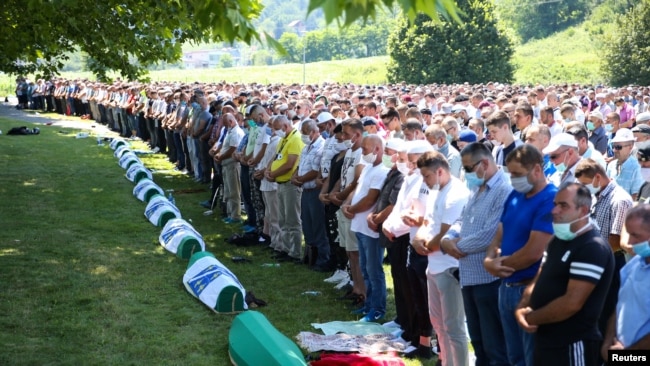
[445,169,513,286]
[592,181,633,244]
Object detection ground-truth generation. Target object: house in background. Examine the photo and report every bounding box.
[182,48,241,69]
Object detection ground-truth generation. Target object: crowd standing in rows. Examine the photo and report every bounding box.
[17,77,650,365]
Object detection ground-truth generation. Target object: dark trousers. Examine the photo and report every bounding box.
[199,139,212,181]
[462,280,509,366]
[240,164,256,226]
[406,247,433,339]
[325,204,347,270]
[165,129,177,163]
[387,234,415,343]
[173,132,186,169]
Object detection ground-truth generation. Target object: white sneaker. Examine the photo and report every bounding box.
[324,269,348,283]
[333,279,351,290]
[152,147,160,153]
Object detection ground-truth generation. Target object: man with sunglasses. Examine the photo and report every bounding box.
[544,133,583,188]
[440,143,512,366]
[606,128,645,201]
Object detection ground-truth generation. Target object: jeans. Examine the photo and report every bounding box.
[355,232,386,314]
[499,282,535,366]
[301,189,329,267]
[427,267,469,366]
[462,280,509,366]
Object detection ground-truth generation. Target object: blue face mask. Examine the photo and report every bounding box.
[633,241,650,258]
[465,171,485,189]
[321,131,330,139]
[604,124,613,132]
[446,134,453,143]
[586,121,595,131]
[247,119,256,128]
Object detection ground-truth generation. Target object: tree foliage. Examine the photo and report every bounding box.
[0,0,459,80]
[387,0,514,84]
[602,1,650,86]
[496,0,591,42]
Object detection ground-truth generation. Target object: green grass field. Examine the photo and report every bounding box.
[0,112,436,365]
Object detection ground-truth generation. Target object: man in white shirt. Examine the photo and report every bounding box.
[342,134,389,322]
[413,151,470,366]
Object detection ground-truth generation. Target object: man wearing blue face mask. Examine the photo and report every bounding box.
[586,111,608,155]
[601,204,650,360]
[515,183,614,366]
[440,143,512,366]
[484,144,557,366]
[544,133,582,188]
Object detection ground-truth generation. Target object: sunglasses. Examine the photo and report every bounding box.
[550,149,568,160]
[463,160,481,173]
[613,144,632,150]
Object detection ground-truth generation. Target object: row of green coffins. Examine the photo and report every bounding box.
[111,138,306,366]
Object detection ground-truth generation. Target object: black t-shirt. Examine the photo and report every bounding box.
[327,153,345,195]
[530,228,614,347]
[637,181,650,203]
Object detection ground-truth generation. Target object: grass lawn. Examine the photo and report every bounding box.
[0,112,435,365]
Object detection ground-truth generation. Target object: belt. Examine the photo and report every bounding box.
[504,278,533,287]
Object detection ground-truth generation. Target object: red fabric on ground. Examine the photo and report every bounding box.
[309,352,405,366]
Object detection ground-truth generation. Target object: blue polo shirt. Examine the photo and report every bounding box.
[500,183,557,283]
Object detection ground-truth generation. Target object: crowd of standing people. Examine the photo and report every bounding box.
[16,77,650,365]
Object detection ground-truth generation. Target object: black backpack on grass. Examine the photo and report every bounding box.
[226,232,258,247]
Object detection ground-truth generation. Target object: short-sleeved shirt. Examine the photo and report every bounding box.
[252,124,271,169]
[246,124,263,156]
[426,177,470,274]
[319,137,338,178]
[340,147,363,191]
[607,157,645,197]
[271,129,303,183]
[375,168,405,248]
[500,184,557,283]
[350,163,389,238]
[260,135,280,192]
[297,136,325,189]
[530,228,614,347]
[220,125,245,166]
[592,181,633,241]
[616,255,650,347]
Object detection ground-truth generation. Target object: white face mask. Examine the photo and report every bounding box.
[301,134,311,145]
[275,129,286,138]
[396,162,410,175]
[334,141,348,152]
[342,139,353,149]
[362,152,377,164]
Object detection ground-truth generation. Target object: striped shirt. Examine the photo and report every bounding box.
[445,169,513,286]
